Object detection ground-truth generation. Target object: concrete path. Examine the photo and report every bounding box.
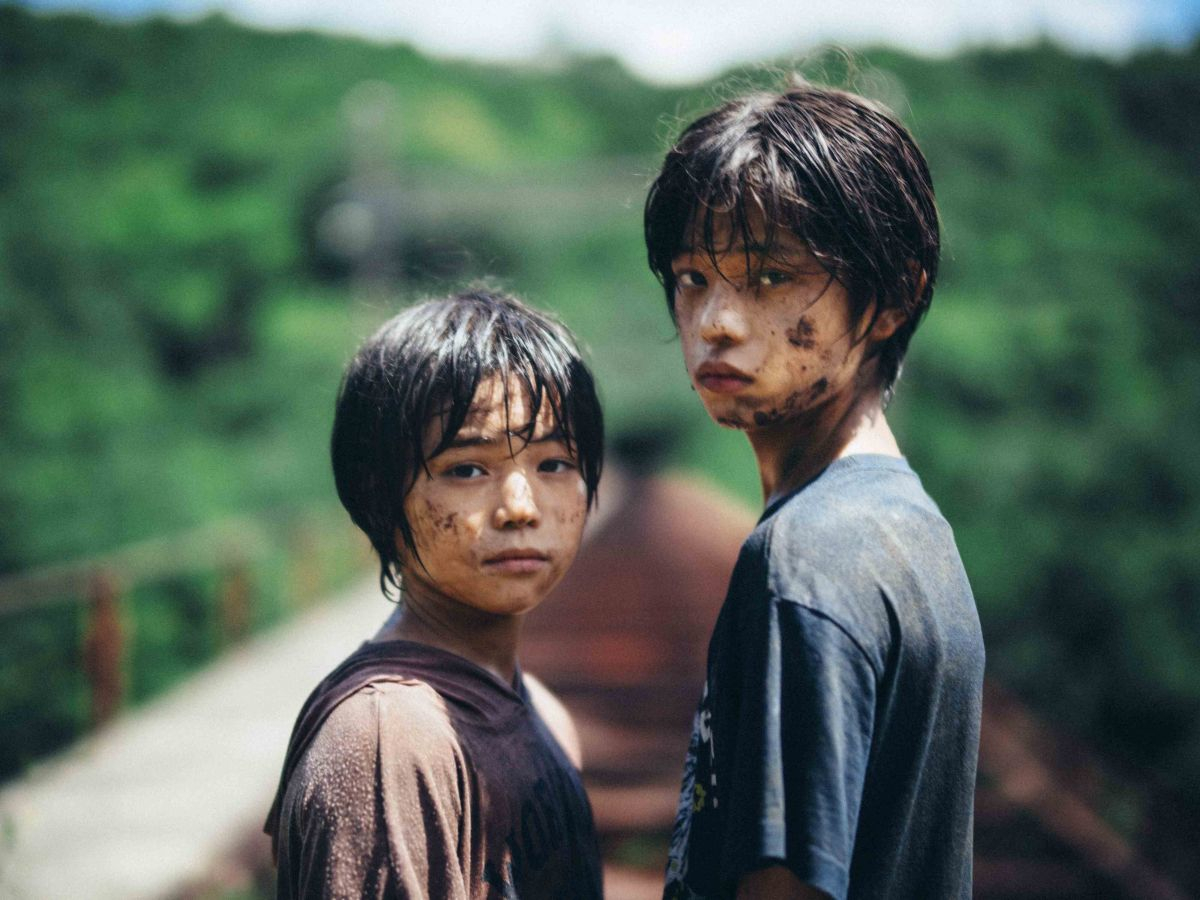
[0,579,386,900]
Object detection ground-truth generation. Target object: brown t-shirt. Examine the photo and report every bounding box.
[264,640,603,899]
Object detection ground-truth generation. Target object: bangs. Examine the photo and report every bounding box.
[679,166,826,284]
[424,340,585,469]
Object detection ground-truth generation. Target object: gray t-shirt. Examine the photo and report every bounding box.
[663,455,985,900]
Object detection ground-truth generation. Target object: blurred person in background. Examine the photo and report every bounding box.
[644,80,986,900]
[264,289,605,899]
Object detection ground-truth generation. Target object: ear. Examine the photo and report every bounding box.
[868,306,907,342]
[910,265,929,303]
[868,266,927,342]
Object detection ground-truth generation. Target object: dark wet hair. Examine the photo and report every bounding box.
[331,288,604,598]
[644,79,940,391]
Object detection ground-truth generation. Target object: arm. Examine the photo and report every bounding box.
[524,671,584,769]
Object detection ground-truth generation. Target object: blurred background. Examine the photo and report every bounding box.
[1,0,1198,897]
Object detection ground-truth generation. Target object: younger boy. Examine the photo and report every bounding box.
[264,289,605,899]
[644,82,985,899]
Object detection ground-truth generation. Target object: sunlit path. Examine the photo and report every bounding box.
[0,578,383,900]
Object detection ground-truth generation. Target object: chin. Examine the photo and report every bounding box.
[469,592,546,618]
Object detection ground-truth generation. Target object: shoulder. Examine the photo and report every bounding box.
[747,458,949,667]
[765,455,938,545]
[763,456,946,574]
[321,678,455,740]
[275,680,473,895]
[297,680,463,797]
[523,672,582,770]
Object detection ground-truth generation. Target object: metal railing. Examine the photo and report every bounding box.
[0,510,363,730]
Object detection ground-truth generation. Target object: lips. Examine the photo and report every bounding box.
[483,548,550,574]
[695,360,753,394]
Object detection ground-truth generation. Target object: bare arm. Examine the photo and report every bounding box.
[737,866,829,900]
[524,672,583,769]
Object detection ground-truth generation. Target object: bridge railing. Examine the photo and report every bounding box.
[0,509,368,768]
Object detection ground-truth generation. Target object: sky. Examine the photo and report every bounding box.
[17,0,1200,83]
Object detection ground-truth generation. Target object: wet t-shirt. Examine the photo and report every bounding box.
[663,455,985,900]
[265,640,603,900]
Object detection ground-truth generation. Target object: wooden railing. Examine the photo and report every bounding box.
[0,510,364,730]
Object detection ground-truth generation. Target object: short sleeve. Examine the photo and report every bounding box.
[721,596,877,900]
[276,683,469,900]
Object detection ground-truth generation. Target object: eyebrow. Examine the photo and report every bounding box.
[441,427,567,451]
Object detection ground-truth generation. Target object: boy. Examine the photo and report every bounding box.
[264,289,605,899]
[644,82,985,899]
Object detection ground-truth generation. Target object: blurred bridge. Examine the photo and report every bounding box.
[0,575,381,899]
[0,466,1193,899]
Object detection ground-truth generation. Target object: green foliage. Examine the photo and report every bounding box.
[0,605,86,776]
[876,42,1200,802]
[0,6,1198,822]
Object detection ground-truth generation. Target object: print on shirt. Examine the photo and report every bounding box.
[664,682,717,900]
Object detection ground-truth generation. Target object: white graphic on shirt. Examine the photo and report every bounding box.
[663,682,715,899]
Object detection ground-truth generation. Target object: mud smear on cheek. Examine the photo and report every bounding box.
[421,498,460,534]
[786,315,818,349]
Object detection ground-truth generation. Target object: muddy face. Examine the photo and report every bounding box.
[397,375,588,618]
[670,215,876,433]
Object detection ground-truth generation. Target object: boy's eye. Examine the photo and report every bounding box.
[675,270,708,289]
[446,463,486,479]
[758,269,792,287]
[538,458,577,474]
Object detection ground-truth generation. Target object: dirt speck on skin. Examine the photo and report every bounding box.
[753,409,786,427]
[786,316,817,349]
[752,381,813,427]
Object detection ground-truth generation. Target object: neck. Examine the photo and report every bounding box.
[372,581,523,685]
[749,381,900,507]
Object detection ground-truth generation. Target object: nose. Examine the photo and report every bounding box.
[696,281,749,346]
[493,469,539,529]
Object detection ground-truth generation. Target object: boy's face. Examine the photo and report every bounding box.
[397,374,588,618]
[670,215,885,431]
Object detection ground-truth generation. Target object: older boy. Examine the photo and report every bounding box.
[645,82,985,899]
[264,289,604,899]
